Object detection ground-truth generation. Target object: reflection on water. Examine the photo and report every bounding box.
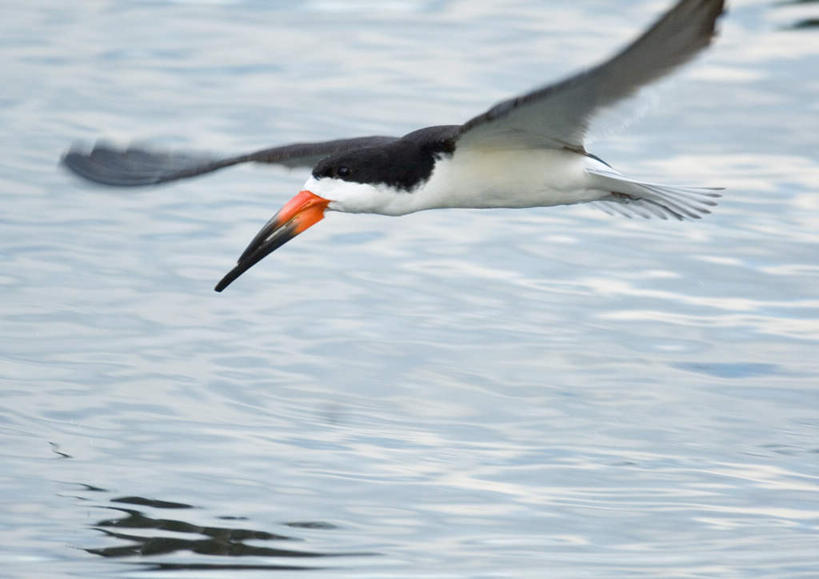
[81,490,372,572]
[776,0,819,28]
[48,442,72,459]
[788,18,819,28]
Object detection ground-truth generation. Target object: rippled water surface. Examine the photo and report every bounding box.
[2,0,819,576]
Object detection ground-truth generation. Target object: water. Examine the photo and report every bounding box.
[2,0,819,576]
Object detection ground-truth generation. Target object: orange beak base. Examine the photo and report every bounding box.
[214,190,329,292]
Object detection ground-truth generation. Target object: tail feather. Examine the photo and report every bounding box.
[586,166,722,221]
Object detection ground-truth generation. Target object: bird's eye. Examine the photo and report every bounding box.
[336,166,351,178]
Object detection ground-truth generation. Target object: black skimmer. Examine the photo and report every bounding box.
[63,0,726,292]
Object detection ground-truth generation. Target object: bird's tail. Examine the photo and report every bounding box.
[585,166,722,220]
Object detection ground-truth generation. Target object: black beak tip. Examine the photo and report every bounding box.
[213,266,242,293]
[213,219,299,293]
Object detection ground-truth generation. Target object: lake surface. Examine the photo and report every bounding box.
[2,0,818,576]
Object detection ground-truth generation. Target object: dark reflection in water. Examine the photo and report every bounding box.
[48,442,72,459]
[671,361,782,378]
[777,0,819,28]
[788,18,819,29]
[82,493,375,572]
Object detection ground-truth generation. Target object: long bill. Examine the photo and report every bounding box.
[214,190,329,292]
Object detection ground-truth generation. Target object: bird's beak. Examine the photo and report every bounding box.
[214,190,329,292]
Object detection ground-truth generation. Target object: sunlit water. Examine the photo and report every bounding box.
[1,1,818,576]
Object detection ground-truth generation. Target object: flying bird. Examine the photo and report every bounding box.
[62,0,726,292]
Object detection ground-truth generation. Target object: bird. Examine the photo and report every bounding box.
[62,0,726,292]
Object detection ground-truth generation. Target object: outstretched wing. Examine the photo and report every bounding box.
[62,136,397,187]
[457,0,725,150]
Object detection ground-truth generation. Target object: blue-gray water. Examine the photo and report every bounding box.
[2,1,819,576]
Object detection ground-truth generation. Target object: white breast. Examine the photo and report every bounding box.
[308,148,612,216]
[384,148,614,215]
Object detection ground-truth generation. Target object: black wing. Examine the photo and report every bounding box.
[61,136,397,187]
[457,0,725,150]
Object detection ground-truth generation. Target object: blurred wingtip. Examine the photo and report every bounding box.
[59,141,224,187]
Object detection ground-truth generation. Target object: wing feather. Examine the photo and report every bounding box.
[62,136,397,187]
[457,0,725,150]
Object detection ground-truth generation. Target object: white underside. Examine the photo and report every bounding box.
[304,147,720,220]
[306,148,610,216]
